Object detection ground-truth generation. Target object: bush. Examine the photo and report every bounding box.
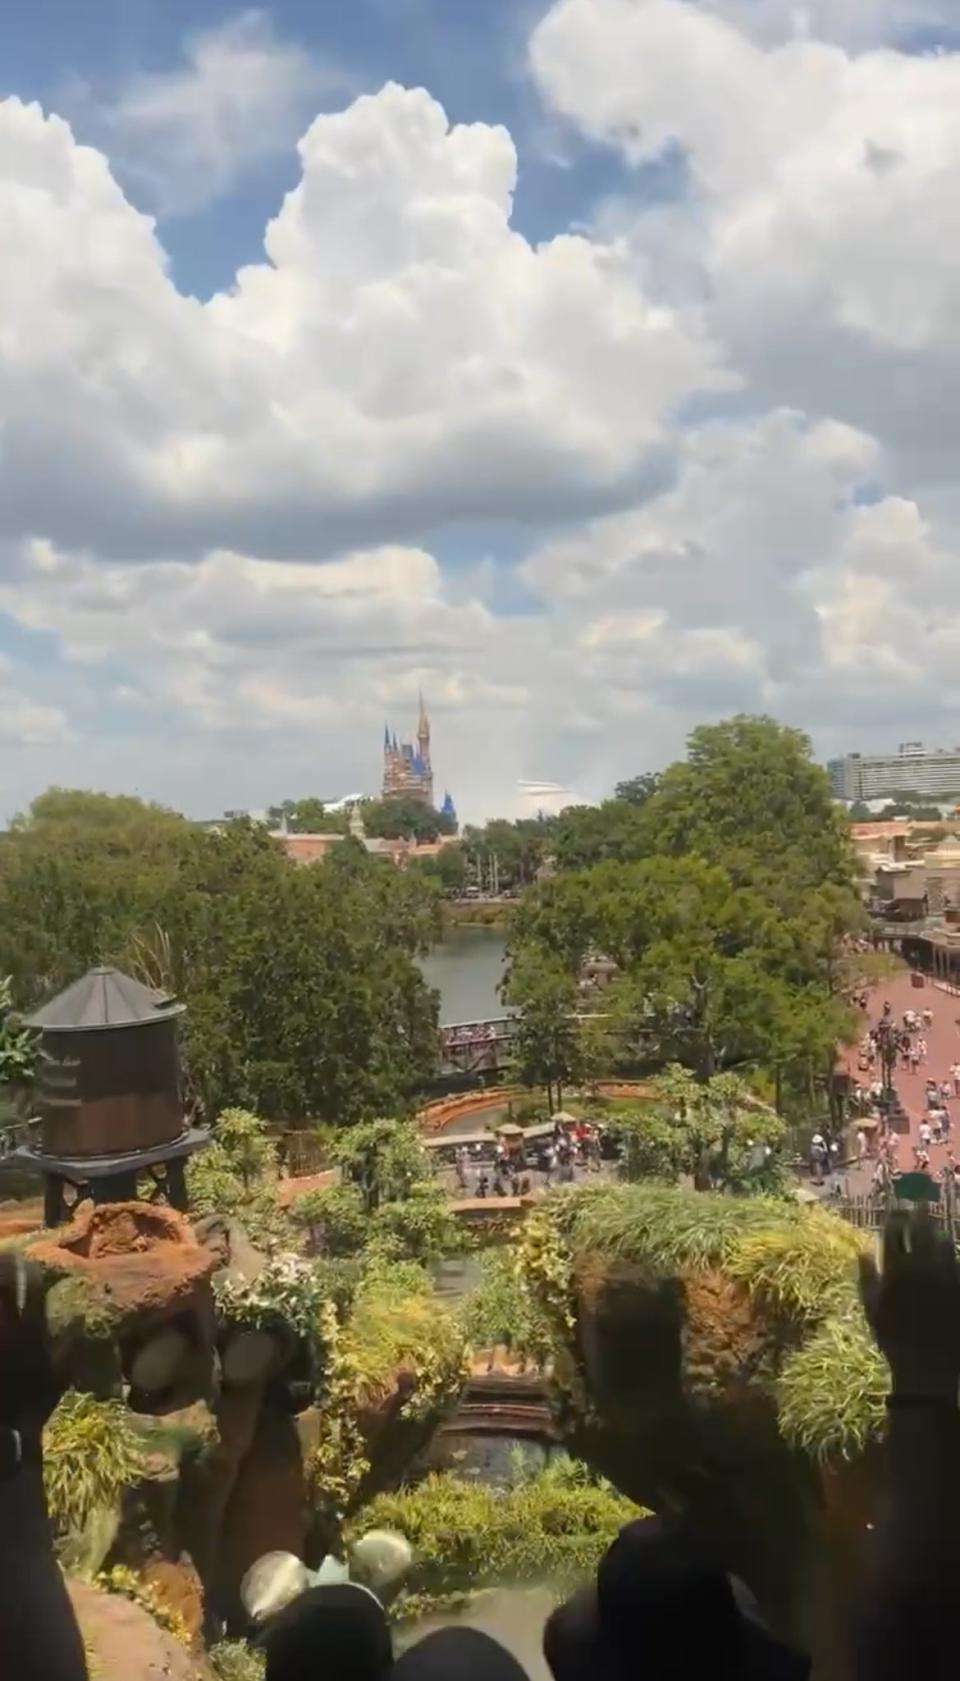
[462,1247,553,1364]
[290,1183,368,1257]
[370,1181,462,1263]
[43,1392,148,1540]
[355,1459,642,1601]
[187,1106,284,1248]
[214,1253,335,1346]
[778,1311,888,1461]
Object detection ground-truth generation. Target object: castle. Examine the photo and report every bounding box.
[381,697,456,823]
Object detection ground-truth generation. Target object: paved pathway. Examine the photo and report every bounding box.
[841,970,960,1189]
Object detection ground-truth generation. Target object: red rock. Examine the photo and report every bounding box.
[29,1201,215,1330]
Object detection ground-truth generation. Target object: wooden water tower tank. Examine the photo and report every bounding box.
[13,966,208,1224]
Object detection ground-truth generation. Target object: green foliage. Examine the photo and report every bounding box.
[614,772,661,807]
[461,1246,554,1364]
[186,1107,285,1248]
[371,1180,462,1263]
[290,1182,369,1257]
[96,1566,191,1645]
[355,1459,643,1600]
[724,1217,869,1324]
[0,790,441,1125]
[778,1312,888,1461]
[0,974,36,1085]
[521,1183,889,1460]
[361,796,457,843]
[502,948,583,1107]
[43,1391,147,1540]
[266,798,348,835]
[310,1267,466,1525]
[334,1118,434,1214]
[214,1254,336,1347]
[209,1642,266,1681]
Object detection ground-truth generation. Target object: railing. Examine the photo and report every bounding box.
[836,1190,958,1240]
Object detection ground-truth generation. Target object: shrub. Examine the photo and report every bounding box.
[43,1392,148,1540]
[355,1459,642,1602]
[187,1106,285,1248]
[462,1247,553,1364]
[290,1183,368,1257]
[370,1181,462,1263]
[214,1253,335,1346]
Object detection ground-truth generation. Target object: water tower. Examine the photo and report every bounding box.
[6,966,208,1225]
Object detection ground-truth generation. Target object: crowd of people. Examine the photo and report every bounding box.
[4,1208,959,1681]
[845,993,960,1196]
[452,1117,606,1200]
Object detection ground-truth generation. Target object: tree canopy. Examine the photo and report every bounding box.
[506,715,861,1103]
[0,789,442,1125]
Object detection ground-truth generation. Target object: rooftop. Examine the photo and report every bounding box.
[25,966,185,1033]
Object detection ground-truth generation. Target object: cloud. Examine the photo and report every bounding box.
[0,84,725,568]
[7,14,960,821]
[91,11,344,215]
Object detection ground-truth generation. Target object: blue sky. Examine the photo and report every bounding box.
[4,0,960,823]
[5,0,643,298]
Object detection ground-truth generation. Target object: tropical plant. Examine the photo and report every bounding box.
[370,1181,462,1263]
[43,1392,148,1540]
[187,1106,285,1248]
[214,1254,336,1347]
[518,1183,889,1461]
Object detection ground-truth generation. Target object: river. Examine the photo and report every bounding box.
[419,924,510,1025]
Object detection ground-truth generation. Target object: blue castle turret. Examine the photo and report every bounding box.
[441,790,457,829]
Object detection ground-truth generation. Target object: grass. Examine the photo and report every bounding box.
[557,1182,802,1273]
[43,1391,148,1539]
[522,1183,891,1461]
[724,1214,869,1324]
[209,1644,265,1681]
[778,1311,888,1461]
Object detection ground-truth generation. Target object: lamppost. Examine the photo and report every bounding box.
[874,1016,899,1112]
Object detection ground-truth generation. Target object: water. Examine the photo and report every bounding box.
[420,925,510,1025]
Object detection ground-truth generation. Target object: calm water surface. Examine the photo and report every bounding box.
[420,925,510,1024]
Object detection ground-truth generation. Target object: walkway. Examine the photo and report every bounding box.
[841,970,960,1189]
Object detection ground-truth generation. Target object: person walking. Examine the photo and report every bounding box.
[919,1118,933,1152]
[951,1061,960,1098]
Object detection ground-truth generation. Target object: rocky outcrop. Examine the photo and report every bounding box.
[33,1202,216,1409]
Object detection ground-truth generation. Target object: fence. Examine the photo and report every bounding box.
[836,1188,959,1240]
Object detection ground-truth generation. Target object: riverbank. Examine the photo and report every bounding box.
[441,900,513,929]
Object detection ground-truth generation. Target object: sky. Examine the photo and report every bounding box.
[5,0,960,823]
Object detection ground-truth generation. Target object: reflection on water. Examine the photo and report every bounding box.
[420,926,510,1025]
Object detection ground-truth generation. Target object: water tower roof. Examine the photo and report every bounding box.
[25,966,185,1032]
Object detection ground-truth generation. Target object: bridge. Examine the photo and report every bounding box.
[438,1016,514,1077]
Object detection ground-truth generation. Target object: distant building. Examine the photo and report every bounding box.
[382,696,433,804]
[829,743,960,802]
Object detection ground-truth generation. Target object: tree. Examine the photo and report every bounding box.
[408,843,468,895]
[502,950,583,1110]
[614,772,661,807]
[644,715,855,900]
[267,799,348,835]
[552,802,648,872]
[0,790,442,1126]
[361,797,456,843]
[332,1118,434,1214]
[371,1181,461,1263]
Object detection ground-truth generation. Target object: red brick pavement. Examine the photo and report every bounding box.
[841,970,960,1188]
